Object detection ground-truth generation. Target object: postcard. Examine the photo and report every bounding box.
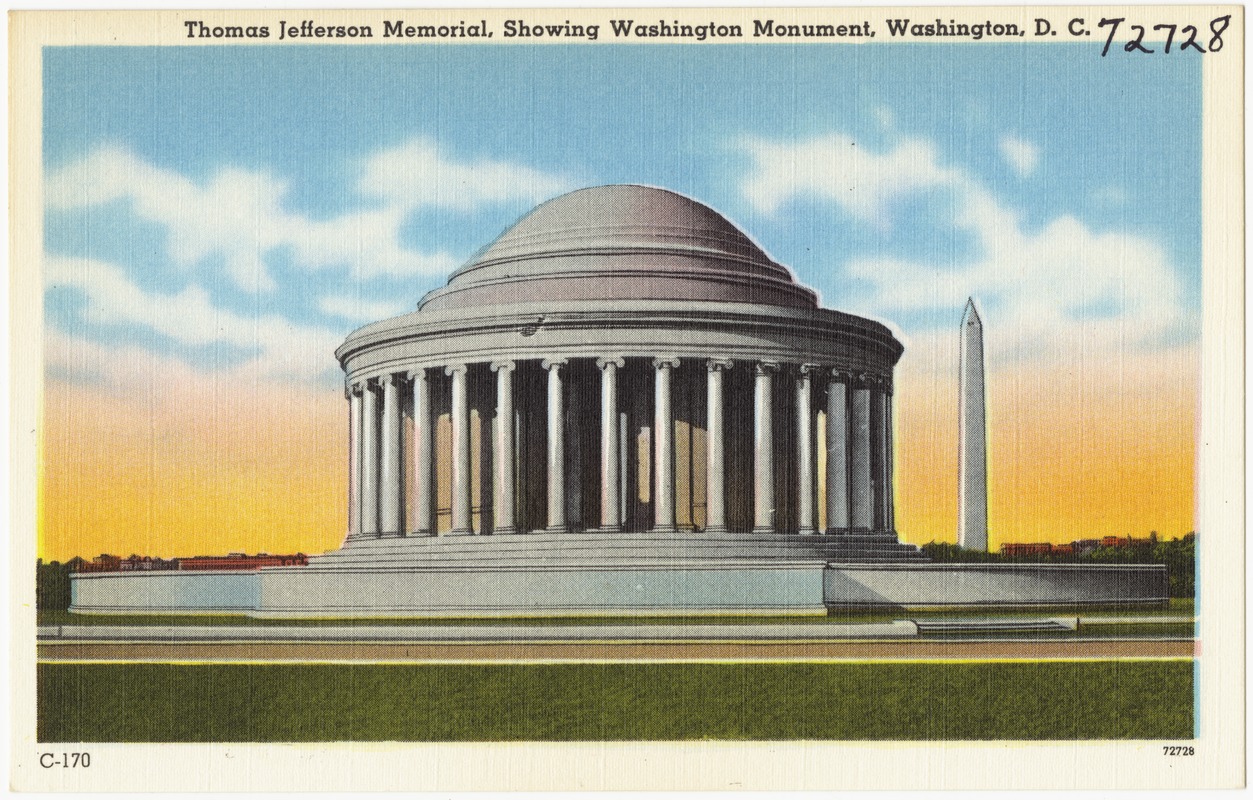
[10,6,1244,791]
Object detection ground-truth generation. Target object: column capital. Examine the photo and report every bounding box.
[541,357,567,371]
[346,382,364,399]
[444,363,468,377]
[830,368,852,383]
[707,358,734,372]
[755,361,780,376]
[862,372,891,390]
[406,367,426,382]
[652,356,680,370]
[595,356,626,370]
[380,372,404,387]
[490,360,516,373]
[799,363,823,377]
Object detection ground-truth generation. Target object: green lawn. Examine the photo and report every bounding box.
[39,660,1193,742]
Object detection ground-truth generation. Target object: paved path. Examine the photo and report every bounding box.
[38,621,918,642]
[39,638,1194,663]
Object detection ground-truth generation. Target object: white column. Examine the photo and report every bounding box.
[409,368,433,535]
[543,358,567,531]
[347,384,362,539]
[379,374,403,535]
[885,384,896,532]
[597,358,625,530]
[705,359,732,533]
[825,371,850,534]
[796,366,817,534]
[361,379,380,535]
[446,364,472,534]
[491,361,516,535]
[873,380,893,533]
[849,376,874,531]
[653,357,679,533]
[753,362,778,533]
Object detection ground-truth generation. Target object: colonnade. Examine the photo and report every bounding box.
[345,357,894,539]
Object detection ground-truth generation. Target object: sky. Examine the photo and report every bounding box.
[40,43,1200,560]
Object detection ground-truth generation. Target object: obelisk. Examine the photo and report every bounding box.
[958,298,988,551]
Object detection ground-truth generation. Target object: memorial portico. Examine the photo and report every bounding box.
[344,358,896,539]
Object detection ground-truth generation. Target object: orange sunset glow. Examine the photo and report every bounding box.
[37,340,1197,563]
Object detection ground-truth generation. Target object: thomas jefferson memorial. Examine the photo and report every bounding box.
[70,185,1167,616]
[341,184,906,545]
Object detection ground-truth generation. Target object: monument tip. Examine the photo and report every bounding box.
[962,297,981,324]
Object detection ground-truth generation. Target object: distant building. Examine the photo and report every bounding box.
[1001,542,1053,557]
[177,553,308,571]
[75,554,122,572]
[74,552,306,572]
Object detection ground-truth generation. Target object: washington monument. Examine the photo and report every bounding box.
[958,298,988,551]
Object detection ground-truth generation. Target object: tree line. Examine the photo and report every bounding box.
[920,532,1196,598]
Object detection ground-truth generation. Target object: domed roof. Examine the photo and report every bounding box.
[419,185,817,311]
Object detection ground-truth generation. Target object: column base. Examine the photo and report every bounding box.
[546,525,570,533]
[703,525,728,534]
[407,529,437,538]
[492,525,517,536]
[752,525,776,534]
[798,526,817,536]
[652,524,678,534]
[448,527,474,536]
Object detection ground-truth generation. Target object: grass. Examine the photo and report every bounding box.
[39,660,1193,742]
[37,599,1194,629]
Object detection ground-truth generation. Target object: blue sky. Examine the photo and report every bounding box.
[44,43,1201,387]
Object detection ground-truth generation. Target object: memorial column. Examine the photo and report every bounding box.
[873,379,894,532]
[849,375,874,531]
[653,357,679,533]
[379,373,404,536]
[704,359,732,533]
[446,364,472,534]
[361,379,380,535]
[597,357,625,531]
[490,361,517,535]
[753,362,778,533]
[347,384,362,539]
[825,370,850,534]
[885,382,896,532]
[796,365,817,534]
[409,368,433,535]
[543,358,567,531]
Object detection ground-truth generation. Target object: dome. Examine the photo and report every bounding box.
[419,185,818,311]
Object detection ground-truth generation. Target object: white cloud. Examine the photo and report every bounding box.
[361,137,574,212]
[999,135,1040,178]
[45,140,567,292]
[872,106,896,132]
[318,294,413,323]
[736,133,1192,364]
[46,254,343,383]
[740,134,962,223]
